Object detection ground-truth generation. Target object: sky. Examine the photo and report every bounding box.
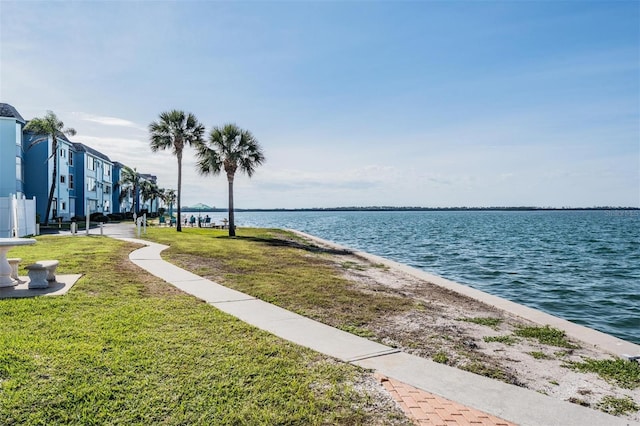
[1,1,638,209]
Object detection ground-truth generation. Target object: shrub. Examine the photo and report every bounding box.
[90,213,110,223]
[108,213,125,221]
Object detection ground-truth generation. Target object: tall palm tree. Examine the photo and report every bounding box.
[24,111,76,225]
[196,123,265,237]
[149,110,205,232]
[119,166,141,214]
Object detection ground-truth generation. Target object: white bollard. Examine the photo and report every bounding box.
[71,222,77,235]
[100,222,104,236]
[137,217,142,237]
[143,213,147,235]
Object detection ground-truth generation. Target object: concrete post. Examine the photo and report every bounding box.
[100,222,104,236]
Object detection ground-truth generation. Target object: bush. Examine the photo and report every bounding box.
[71,216,85,222]
[108,213,124,221]
[90,213,110,223]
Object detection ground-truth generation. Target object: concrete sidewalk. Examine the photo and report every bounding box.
[115,231,635,426]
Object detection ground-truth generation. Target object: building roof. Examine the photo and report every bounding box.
[0,103,26,124]
[139,173,157,182]
[72,142,112,163]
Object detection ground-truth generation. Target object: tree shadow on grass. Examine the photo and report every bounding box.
[215,235,353,256]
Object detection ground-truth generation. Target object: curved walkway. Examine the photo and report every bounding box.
[107,225,633,426]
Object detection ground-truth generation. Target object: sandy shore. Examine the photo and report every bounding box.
[291,230,640,423]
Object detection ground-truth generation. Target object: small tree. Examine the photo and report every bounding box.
[24,111,76,225]
[162,188,176,215]
[119,166,141,214]
[140,179,160,213]
[196,124,265,237]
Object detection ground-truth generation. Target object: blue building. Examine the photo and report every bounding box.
[23,129,76,221]
[3,102,162,222]
[0,103,26,198]
[72,143,113,217]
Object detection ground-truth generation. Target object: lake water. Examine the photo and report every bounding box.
[221,210,639,344]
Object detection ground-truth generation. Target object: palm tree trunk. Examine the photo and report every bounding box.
[44,138,58,226]
[228,174,235,237]
[176,151,183,232]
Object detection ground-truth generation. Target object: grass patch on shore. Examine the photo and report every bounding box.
[1,236,408,425]
[514,325,579,348]
[145,227,416,332]
[564,358,640,389]
[528,351,553,360]
[597,396,639,416]
[432,351,449,364]
[483,335,519,346]
[459,317,502,329]
[460,362,508,382]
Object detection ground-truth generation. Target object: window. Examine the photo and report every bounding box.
[88,199,97,213]
[60,148,66,158]
[87,177,96,191]
[104,164,111,178]
[60,175,66,184]
[16,157,22,181]
[61,202,66,211]
[69,153,73,166]
[104,200,110,212]
[88,156,95,171]
[105,185,111,195]
[69,175,74,189]
[16,123,21,147]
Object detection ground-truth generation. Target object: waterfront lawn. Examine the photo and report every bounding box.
[1,236,407,425]
[144,227,416,334]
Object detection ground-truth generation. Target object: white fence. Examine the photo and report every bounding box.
[0,194,37,238]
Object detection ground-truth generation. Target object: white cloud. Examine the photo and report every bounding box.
[73,112,146,130]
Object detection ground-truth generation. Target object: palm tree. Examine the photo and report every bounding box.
[119,166,141,214]
[140,179,160,214]
[162,188,176,214]
[196,123,265,237]
[149,110,205,232]
[24,111,76,225]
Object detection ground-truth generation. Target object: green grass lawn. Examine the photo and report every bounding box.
[0,235,408,425]
[144,227,416,336]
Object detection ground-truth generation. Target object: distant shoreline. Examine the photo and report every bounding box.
[180,206,640,213]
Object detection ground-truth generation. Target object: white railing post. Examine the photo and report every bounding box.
[11,194,18,238]
[86,200,90,236]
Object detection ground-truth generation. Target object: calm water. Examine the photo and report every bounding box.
[228,210,639,344]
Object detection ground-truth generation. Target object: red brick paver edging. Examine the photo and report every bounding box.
[375,373,517,426]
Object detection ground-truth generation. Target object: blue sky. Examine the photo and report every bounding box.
[1,1,638,208]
